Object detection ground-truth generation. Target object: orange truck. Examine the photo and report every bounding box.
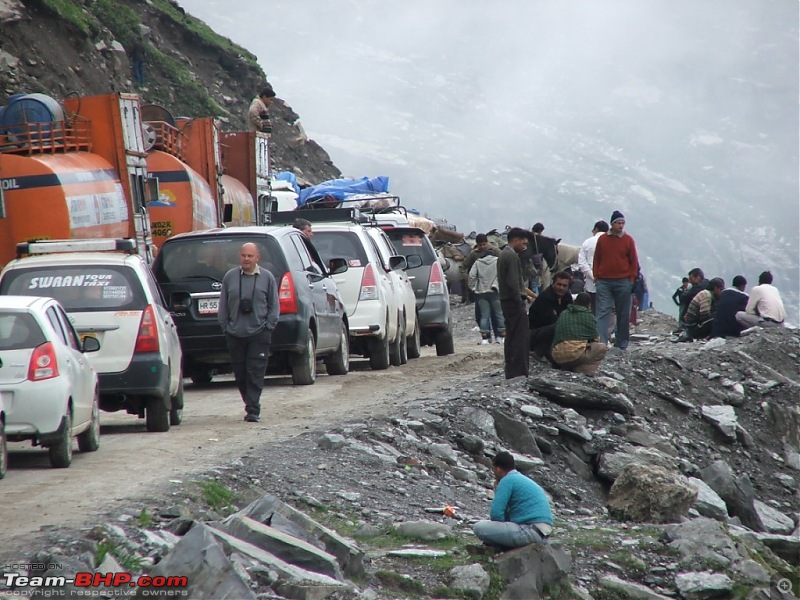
[218,130,271,220]
[144,115,261,248]
[0,92,156,266]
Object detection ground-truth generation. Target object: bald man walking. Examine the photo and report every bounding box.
[218,242,280,422]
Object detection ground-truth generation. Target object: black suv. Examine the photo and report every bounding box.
[151,226,350,385]
[382,227,453,355]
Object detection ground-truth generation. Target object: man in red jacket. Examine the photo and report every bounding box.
[592,210,638,350]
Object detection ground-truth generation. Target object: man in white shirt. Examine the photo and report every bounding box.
[735,271,787,329]
[576,220,609,313]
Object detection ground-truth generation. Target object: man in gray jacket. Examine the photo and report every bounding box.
[218,242,280,422]
[468,234,505,344]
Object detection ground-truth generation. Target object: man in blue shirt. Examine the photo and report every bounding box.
[473,452,553,549]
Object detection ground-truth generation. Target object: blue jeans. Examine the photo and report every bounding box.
[596,278,632,349]
[473,520,548,549]
[476,291,505,338]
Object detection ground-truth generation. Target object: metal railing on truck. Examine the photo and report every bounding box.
[0,116,92,155]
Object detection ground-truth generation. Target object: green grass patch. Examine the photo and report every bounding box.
[136,507,153,528]
[375,570,425,596]
[87,0,140,46]
[148,0,258,67]
[197,479,237,512]
[37,0,98,36]
[95,538,144,571]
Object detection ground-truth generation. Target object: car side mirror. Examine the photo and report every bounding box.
[328,257,349,275]
[82,336,101,353]
[389,255,407,271]
[405,254,423,269]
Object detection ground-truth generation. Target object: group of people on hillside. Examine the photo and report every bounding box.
[671,267,787,342]
[462,210,640,380]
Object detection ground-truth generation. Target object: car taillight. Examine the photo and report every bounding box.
[134,305,160,353]
[28,342,59,381]
[359,264,379,301]
[428,262,446,296]
[279,272,298,314]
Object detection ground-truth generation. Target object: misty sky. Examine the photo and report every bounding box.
[181,0,798,316]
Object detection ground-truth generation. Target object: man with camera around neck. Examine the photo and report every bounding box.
[218,243,279,422]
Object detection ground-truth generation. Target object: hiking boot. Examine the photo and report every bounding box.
[244,414,260,422]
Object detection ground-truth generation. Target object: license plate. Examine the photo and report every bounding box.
[197,298,219,315]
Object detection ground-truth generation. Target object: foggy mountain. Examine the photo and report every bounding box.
[180,0,798,317]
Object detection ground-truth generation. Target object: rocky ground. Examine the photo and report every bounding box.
[1,304,798,599]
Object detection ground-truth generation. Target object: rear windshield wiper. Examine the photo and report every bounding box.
[181,274,222,282]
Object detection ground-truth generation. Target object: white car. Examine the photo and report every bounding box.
[0,239,183,433]
[0,296,101,468]
[364,226,421,361]
[312,222,406,370]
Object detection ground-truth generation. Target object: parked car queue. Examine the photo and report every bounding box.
[0,210,454,471]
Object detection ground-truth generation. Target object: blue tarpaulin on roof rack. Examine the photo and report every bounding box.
[298,176,389,206]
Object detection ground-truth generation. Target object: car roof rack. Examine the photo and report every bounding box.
[266,207,370,225]
[16,238,137,258]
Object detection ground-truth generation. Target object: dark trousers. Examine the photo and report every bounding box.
[225,329,271,416]
[530,324,557,364]
[501,299,530,379]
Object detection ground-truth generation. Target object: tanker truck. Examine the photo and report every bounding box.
[144,114,259,247]
[0,92,156,266]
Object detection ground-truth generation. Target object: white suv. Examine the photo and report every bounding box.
[364,226,420,361]
[0,239,183,432]
[312,223,408,369]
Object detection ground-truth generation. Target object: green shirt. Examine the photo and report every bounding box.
[552,304,599,347]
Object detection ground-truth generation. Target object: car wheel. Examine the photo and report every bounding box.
[291,328,317,385]
[369,331,391,371]
[324,321,350,376]
[390,316,407,366]
[407,315,421,359]
[170,377,184,426]
[0,418,7,480]
[48,410,73,468]
[435,328,455,356]
[77,390,101,452]
[146,394,170,432]
[190,370,213,385]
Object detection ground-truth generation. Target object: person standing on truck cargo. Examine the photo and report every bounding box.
[218,242,280,422]
[248,85,276,133]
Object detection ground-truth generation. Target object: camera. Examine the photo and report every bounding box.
[239,298,253,315]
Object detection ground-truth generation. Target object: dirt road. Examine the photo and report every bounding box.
[0,336,500,560]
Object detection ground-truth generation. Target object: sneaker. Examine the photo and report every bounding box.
[244,414,260,422]
[495,336,504,344]
[480,339,490,345]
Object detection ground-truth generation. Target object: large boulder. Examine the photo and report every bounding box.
[448,563,491,600]
[492,409,542,458]
[664,518,742,569]
[687,477,728,521]
[493,543,571,600]
[608,464,697,523]
[133,523,255,599]
[700,460,764,531]
[597,447,679,483]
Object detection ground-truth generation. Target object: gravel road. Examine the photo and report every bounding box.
[0,317,495,561]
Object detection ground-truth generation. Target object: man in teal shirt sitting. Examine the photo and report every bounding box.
[473,451,553,549]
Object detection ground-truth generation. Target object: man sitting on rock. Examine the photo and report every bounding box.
[473,452,553,550]
[551,292,608,376]
[711,275,748,338]
[678,277,724,341]
[735,270,787,329]
[528,270,572,364]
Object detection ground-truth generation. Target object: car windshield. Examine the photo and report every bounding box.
[384,230,435,266]
[153,236,287,283]
[0,312,46,350]
[0,266,147,312]
[312,231,369,268]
